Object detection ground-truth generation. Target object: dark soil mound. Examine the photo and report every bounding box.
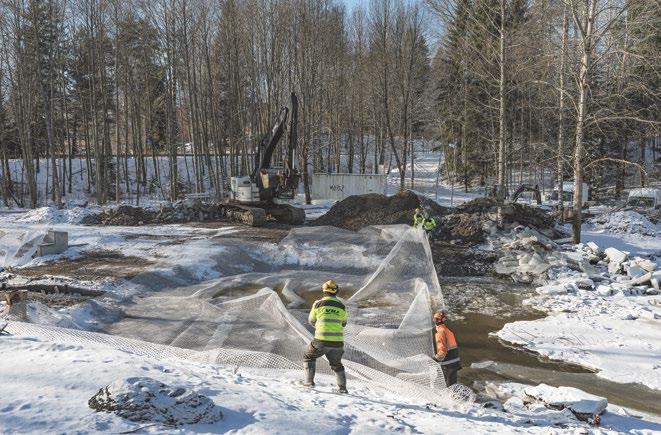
[81,202,229,226]
[312,190,449,231]
[81,205,157,225]
[439,197,557,244]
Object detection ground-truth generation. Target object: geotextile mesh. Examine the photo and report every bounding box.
[9,225,451,403]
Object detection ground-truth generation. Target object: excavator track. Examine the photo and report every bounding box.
[221,204,267,227]
[221,202,305,226]
[262,203,306,225]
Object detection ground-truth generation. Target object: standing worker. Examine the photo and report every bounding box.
[433,310,461,386]
[303,280,349,393]
[413,208,425,228]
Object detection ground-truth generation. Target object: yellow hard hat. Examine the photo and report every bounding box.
[415,208,422,213]
[322,280,339,294]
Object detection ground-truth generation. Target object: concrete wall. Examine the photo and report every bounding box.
[309,174,387,200]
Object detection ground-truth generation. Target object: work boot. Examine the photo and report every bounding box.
[335,370,347,394]
[303,361,315,387]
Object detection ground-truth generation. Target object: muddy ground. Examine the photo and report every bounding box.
[18,250,154,281]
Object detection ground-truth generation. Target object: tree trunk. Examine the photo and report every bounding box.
[572,0,597,244]
[557,5,568,217]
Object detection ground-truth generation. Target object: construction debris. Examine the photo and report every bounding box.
[588,210,658,237]
[439,198,558,245]
[311,192,562,276]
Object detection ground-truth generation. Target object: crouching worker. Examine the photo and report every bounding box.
[433,310,461,386]
[303,280,349,393]
[413,208,425,228]
[423,216,437,239]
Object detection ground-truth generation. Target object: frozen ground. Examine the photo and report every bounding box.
[2,329,660,434]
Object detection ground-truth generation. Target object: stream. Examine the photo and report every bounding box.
[441,276,661,415]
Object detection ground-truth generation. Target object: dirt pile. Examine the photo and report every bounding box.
[439,198,558,244]
[311,190,449,231]
[82,201,228,226]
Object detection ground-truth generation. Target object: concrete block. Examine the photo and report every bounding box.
[37,230,68,257]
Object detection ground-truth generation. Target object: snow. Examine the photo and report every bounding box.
[498,297,661,390]
[488,209,661,393]
[523,384,608,416]
[386,151,482,207]
[486,382,661,433]
[1,157,218,208]
[2,330,659,434]
[12,206,100,225]
[588,211,659,237]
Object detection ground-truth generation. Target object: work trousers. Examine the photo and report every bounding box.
[304,339,345,373]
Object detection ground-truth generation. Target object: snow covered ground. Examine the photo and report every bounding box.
[2,152,661,432]
[387,152,482,207]
[2,208,660,432]
[2,328,660,434]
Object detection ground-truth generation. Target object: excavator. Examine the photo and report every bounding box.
[510,184,542,204]
[226,93,306,226]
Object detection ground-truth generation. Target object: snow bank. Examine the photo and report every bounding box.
[13,206,98,225]
[498,289,661,390]
[523,384,608,418]
[483,382,659,433]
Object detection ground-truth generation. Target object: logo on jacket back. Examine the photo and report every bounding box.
[323,308,342,315]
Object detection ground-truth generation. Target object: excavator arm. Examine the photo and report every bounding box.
[251,93,300,201]
[511,184,541,203]
[252,107,289,181]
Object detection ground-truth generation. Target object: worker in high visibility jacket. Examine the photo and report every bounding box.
[413,208,425,228]
[303,280,349,393]
[423,217,436,232]
[433,310,461,386]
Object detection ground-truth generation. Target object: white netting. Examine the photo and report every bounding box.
[10,225,454,403]
[0,227,48,267]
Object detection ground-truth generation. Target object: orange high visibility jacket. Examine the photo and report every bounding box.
[433,324,460,366]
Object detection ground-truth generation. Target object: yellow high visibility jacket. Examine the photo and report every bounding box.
[308,295,348,344]
[423,217,436,231]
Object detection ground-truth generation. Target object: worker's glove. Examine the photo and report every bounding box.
[434,352,446,362]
